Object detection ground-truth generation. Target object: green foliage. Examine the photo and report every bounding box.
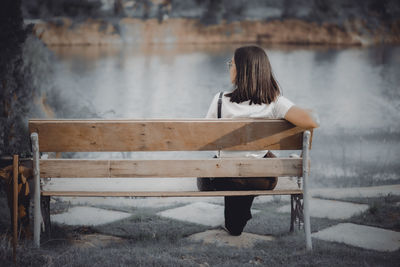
[22,0,103,18]
[350,195,400,231]
[0,0,30,157]
[368,201,380,216]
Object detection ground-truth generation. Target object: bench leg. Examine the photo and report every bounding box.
[290,194,303,232]
[41,196,51,238]
[302,130,312,251]
[31,133,41,248]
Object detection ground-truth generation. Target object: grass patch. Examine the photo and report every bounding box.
[347,195,400,231]
[250,200,340,236]
[1,196,399,266]
[94,211,210,242]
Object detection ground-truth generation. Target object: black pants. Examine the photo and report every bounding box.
[224,195,255,236]
[197,152,278,236]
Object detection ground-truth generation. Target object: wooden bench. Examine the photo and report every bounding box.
[29,119,313,250]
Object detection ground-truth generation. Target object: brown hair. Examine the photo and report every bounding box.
[226,46,280,105]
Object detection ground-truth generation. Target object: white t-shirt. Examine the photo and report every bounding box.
[206,91,294,158]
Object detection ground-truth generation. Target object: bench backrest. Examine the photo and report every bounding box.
[28,119,306,152]
[29,119,310,178]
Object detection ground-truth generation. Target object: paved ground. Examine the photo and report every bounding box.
[157,202,226,227]
[50,184,400,251]
[312,223,400,252]
[277,198,369,220]
[157,202,259,227]
[51,206,131,226]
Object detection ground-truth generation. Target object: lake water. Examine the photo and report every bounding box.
[45,44,400,188]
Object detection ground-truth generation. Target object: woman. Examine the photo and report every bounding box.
[200,46,319,236]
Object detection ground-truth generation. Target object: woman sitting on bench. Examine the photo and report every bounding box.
[198,45,319,236]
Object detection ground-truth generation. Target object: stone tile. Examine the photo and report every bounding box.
[157,202,225,227]
[51,206,131,226]
[55,196,224,209]
[157,202,259,227]
[312,223,400,252]
[277,198,368,220]
[188,229,274,248]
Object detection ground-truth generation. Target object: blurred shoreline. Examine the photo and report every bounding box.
[27,17,400,46]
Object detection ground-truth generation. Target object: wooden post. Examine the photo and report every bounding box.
[13,155,18,263]
[31,133,41,248]
[302,130,312,251]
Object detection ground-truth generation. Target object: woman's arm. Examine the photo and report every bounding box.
[284,106,319,129]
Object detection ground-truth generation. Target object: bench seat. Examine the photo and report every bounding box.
[41,189,303,197]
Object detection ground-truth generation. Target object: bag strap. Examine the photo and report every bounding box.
[217,92,223,158]
[217,92,223,119]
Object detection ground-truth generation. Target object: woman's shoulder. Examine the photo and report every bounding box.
[273,95,295,118]
[206,92,225,118]
[212,91,226,100]
[209,92,223,104]
[274,95,292,103]
[220,91,233,103]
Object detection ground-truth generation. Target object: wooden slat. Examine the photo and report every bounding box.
[40,158,302,178]
[29,119,304,152]
[41,189,303,197]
